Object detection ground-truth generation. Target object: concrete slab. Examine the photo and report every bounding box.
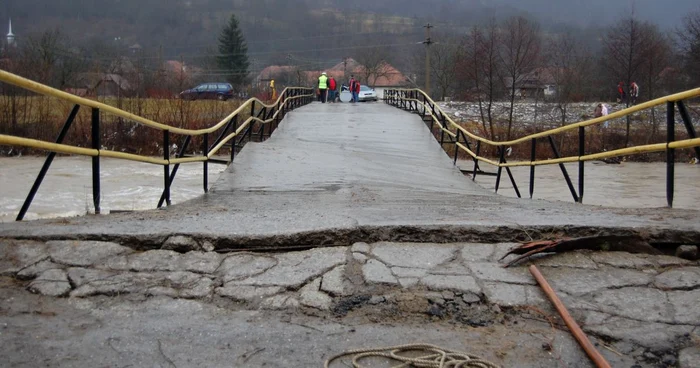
[3,240,699,366]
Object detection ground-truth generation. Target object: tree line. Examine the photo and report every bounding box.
[419,11,700,145]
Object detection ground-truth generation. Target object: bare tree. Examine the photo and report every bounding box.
[547,33,593,127]
[457,26,488,135]
[640,25,672,141]
[601,16,652,146]
[677,10,700,86]
[354,46,392,87]
[456,20,503,139]
[500,16,541,140]
[21,29,66,86]
[430,40,458,101]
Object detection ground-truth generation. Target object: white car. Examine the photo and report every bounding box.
[358,85,378,102]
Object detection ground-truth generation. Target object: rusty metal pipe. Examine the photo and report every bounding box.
[529,265,612,368]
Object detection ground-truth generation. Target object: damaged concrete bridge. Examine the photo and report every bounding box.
[2,102,699,246]
[1,71,700,367]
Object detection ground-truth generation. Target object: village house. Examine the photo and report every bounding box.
[510,68,558,99]
[66,73,134,98]
[255,58,409,98]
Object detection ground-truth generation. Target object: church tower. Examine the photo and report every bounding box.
[7,19,16,47]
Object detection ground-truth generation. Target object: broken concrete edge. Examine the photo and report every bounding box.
[2,224,699,254]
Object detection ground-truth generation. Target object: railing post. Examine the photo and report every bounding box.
[247,114,254,142]
[472,141,481,181]
[262,107,269,137]
[439,116,446,146]
[91,108,101,215]
[495,147,505,193]
[162,130,171,207]
[231,116,238,162]
[667,101,675,208]
[158,136,191,208]
[203,134,209,193]
[529,138,536,199]
[578,126,585,203]
[453,130,461,165]
[276,97,282,129]
[250,100,256,142]
[676,100,700,160]
[259,118,265,142]
[547,136,579,202]
[17,104,81,221]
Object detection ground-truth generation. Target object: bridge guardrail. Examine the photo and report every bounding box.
[385,88,700,208]
[0,69,314,220]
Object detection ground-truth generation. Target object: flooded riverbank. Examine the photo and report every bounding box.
[460,160,700,209]
[1,157,698,222]
[0,157,225,222]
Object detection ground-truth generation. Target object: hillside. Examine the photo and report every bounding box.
[0,1,421,61]
[3,0,698,58]
[1,0,698,77]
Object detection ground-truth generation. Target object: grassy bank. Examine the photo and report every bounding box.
[0,95,246,156]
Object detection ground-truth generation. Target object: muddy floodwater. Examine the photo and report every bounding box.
[1,157,698,222]
[459,160,700,210]
[0,156,226,222]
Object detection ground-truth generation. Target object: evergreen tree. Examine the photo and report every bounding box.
[217,14,249,87]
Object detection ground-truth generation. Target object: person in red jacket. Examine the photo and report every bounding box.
[349,76,360,103]
[617,81,626,103]
[328,76,337,103]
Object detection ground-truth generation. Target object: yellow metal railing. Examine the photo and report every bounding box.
[385,87,700,207]
[0,69,314,219]
[388,88,700,167]
[0,69,314,164]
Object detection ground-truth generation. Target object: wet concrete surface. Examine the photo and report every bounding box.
[0,102,699,245]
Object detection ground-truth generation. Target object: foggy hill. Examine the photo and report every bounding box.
[0,0,698,68]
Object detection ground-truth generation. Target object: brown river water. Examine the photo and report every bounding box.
[0,157,698,222]
[460,160,700,210]
[0,157,225,222]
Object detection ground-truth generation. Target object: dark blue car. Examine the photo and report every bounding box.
[180,83,234,101]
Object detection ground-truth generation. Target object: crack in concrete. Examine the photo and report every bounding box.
[5,224,700,253]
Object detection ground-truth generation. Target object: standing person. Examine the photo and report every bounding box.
[594,103,609,128]
[349,76,360,103]
[328,75,337,103]
[269,79,277,101]
[617,81,626,104]
[630,81,639,105]
[318,72,329,103]
[353,78,361,103]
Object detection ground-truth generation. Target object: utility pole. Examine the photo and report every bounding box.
[423,23,433,96]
